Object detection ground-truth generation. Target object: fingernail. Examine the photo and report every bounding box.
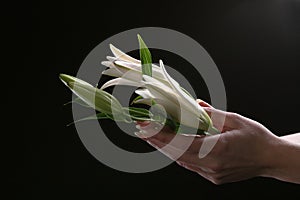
[134,131,142,137]
[146,140,155,146]
[134,131,148,140]
[134,130,148,135]
[203,107,212,111]
[136,124,141,130]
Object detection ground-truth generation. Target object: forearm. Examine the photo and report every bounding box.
[281,133,300,144]
[263,136,300,184]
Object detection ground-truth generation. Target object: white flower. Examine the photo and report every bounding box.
[101,46,212,131]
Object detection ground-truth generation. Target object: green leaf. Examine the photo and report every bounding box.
[131,95,143,105]
[124,107,153,117]
[137,34,152,77]
[67,112,111,126]
[68,107,154,126]
[151,99,156,105]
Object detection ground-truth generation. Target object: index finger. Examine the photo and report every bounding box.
[137,128,205,153]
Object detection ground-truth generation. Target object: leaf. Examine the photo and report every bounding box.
[150,104,167,124]
[125,107,154,121]
[133,98,152,106]
[131,95,143,105]
[124,107,153,117]
[67,112,111,126]
[137,34,152,77]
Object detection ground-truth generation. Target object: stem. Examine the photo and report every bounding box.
[207,126,221,135]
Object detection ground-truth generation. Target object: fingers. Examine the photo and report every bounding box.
[176,161,201,173]
[177,161,216,182]
[145,137,197,164]
[136,124,205,153]
[136,120,151,127]
[146,137,182,160]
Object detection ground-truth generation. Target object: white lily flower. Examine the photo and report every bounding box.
[100,45,171,89]
[140,73,210,131]
[158,60,212,130]
[100,44,212,132]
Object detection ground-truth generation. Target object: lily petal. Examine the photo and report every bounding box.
[106,56,117,62]
[135,88,154,99]
[114,60,141,71]
[142,75,174,93]
[114,61,165,79]
[60,74,124,114]
[159,60,212,128]
[110,44,140,64]
[101,61,115,68]
[100,77,144,90]
[102,68,123,77]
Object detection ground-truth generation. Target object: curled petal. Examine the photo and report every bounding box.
[133,98,152,105]
[106,56,117,62]
[102,68,123,77]
[159,60,212,128]
[100,78,144,89]
[101,61,115,68]
[114,61,165,80]
[142,75,174,93]
[135,88,154,99]
[110,44,140,64]
[115,60,141,71]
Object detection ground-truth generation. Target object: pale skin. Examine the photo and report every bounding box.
[135,100,300,185]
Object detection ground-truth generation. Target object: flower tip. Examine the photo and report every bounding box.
[137,34,147,48]
[141,74,151,80]
[59,74,71,83]
[159,59,164,66]
[109,44,116,51]
[59,74,76,88]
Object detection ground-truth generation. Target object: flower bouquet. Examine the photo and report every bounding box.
[60,35,220,135]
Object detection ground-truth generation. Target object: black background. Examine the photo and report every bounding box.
[7,0,300,198]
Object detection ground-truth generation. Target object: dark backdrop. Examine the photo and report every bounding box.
[8,0,300,198]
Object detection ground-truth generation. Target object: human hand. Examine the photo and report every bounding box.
[135,101,289,184]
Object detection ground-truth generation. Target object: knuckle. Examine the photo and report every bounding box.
[211,178,224,185]
[209,173,225,185]
[228,112,241,120]
[154,134,168,143]
[208,162,224,173]
[209,138,228,156]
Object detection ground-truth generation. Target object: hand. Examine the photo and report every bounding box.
[135,101,300,184]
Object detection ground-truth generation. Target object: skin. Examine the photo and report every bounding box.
[135,100,300,185]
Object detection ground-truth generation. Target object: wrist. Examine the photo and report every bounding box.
[261,136,300,183]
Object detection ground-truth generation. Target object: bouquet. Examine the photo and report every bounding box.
[60,35,220,135]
